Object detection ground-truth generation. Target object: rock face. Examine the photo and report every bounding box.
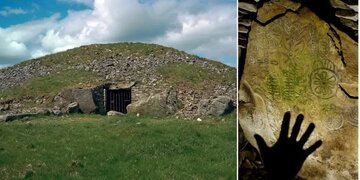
[240,4,358,180]
[127,89,182,117]
[54,88,97,114]
[66,102,80,113]
[198,96,235,116]
[72,89,97,114]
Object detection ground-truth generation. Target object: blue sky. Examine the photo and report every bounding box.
[0,0,236,68]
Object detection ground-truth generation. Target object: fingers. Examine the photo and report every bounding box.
[298,123,315,147]
[254,134,268,155]
[290,114,304,141]
[279,111,291,141]
[304,140,322,157]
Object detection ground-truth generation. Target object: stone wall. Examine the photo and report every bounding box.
[92,84,107,115]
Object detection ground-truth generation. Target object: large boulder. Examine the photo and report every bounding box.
[127,89,182,116]
[207,96,235,116]
[54,88,97,114]
[197,96,235,116]
[241,4,358,179]
[72,89,97,114]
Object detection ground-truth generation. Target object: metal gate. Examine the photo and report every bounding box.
[106,89,131,113]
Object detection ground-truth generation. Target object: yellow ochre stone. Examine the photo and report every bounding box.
[241,6,358,180]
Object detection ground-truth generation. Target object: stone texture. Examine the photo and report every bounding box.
[330,0,357,10]
[339,17,358,30]
[127,89,182,117]
[239,2,258,13]
[197,99,211,115]
[0,104,9,111]
[72,89,97,114]
[197,96,235,116]
[107,111,124,116]
[54,88,97,114]
[108,82,136,89]
[241,6,358,179]
[257,1,287,24]
[67,102,80,113]
[273,0,301,11]
[238,123,247,151]
[207,96,235,116]
[239,19,252,27]
[330,0,358,37]
[239,26,249,34]
[339,83,358,97]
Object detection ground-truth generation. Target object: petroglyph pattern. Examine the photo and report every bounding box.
[250,111,265,130]
[324,116,344,131]
[344,107,358,127]
[266,75,280,99]
[310,68,338,99]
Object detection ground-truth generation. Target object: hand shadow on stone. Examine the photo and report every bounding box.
[254,111,323,180]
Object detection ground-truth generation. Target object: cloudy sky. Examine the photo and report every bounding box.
[0,0,237,69]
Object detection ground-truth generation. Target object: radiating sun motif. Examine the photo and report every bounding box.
[310,68,338,99]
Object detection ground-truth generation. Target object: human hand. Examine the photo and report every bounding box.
[254,112,322,179]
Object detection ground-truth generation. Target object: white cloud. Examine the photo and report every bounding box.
[0,14,59,62]
[155,4,236,61]
[0,7,28,16]
[0,0,236,66]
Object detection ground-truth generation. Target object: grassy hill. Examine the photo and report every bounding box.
[0,43,236,104]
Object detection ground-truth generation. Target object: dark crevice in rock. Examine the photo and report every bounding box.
[254,8,299,27]
[239,0,259,5]
[339,85,358,99]
[293,0,357,42]
[239,48,247,86]
[327,25,346,66]
[340,0,358,5]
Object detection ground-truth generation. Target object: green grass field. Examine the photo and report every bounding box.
[0,113,236,179]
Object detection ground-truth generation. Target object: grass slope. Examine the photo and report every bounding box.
[0,70,99,101]
[0,114,236,179]
[13,43,188,68]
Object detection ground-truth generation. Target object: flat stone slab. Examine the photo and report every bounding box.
[0,113,39,122]
[239,2,258,13]
[242,6,358,179]
[273,0,301,11]
[257,1,287,24]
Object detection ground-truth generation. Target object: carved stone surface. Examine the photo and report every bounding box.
[241,5,358,179]
[310,68,338,99]
[257,2,287,24]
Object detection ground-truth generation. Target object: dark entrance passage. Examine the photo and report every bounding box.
[106,89,131,113]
